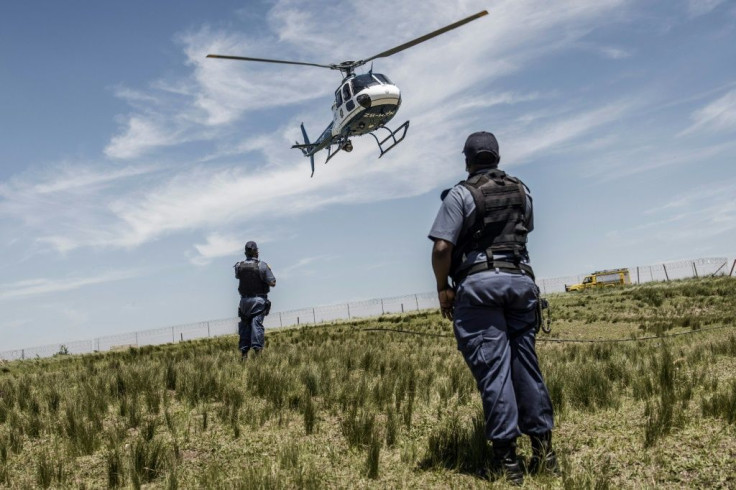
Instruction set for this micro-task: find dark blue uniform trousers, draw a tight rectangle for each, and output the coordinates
[454,271,554,441]
[238,296,267,353]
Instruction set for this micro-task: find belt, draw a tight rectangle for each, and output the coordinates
[456,260,535,283]
[242,294,268,299]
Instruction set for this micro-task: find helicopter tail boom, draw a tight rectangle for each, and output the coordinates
[292,122,337,177]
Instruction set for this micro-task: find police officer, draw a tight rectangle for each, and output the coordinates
[429,132,557,484]
[234,241,276,359]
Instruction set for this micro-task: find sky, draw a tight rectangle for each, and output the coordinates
[1,0,735,351]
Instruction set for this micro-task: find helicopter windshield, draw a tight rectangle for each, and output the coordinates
[373,73,393,85]
[352,74,380,92]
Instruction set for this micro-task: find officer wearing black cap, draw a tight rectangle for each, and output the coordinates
[429,132,556,484]
[234,241,276,359]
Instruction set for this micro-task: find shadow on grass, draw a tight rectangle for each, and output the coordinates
[416,411,490,478]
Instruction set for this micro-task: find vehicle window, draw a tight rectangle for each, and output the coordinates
[335,89,342,107]
[583,277,592,284]
[352,74,379,92]
[342,83,351,101]
[373,73,393,85]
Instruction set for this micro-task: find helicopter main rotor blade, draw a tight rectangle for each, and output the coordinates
[360,10,488,65]
[206,54,333,70]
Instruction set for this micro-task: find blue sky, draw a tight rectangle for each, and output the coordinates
[1,0,735,350]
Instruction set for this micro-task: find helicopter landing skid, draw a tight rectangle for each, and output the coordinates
[370,120,410,158]
[322,120,410,166]
[323,141,345,165]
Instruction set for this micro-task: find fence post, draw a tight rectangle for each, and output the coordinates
[401,303,404,313]
[636,266,640,284]
[381,299,384,315]
[415,294,419,311]
[180,333,183,342]
[662,263,670,282]
[730,259,736,277]
[21,349,24,360]
[692,261,698,278]
[279,312,283,327]
[313,308,316,324]
[207,322,211,337]
[297,317,300,325]
[172,326,175,343]
[649,266,653,281]
[347,304,351,320]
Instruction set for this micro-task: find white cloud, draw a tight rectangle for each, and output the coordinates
[606,180,736,248]
[31,165,156,194]
[575,41,633,60]
[105,116,187,159]
[102,0,627,161]
[279,255,333,279]
[4,0,634,255]
[680,89,736,136]
[599,46,632,59]
[0,163,156,199]
[503,101,634,164]
[687,0,727,17]
[189,232,259,265]
[581,139,736,183]
[193,233,242,260]
[0,270,142,301]
[0,163,160,244]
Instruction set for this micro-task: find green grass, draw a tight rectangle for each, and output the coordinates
[0,276,735,488]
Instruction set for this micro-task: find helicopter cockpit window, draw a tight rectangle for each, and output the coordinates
[342,83,352,101]
[335,89,343,107]
[352,74,379,92]
[373,73,393,85]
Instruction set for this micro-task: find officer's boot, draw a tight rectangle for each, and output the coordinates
[491,439,524,486]
[529,431,559,475]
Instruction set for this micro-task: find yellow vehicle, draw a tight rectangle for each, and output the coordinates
[565,268,631,292]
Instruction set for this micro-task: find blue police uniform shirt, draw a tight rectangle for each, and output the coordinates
[234,258,276,286]
[428,169,534,276]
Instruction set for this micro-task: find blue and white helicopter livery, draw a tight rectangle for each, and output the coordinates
[207,10,488,176]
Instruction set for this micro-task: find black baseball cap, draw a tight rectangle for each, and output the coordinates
[462,131,500,161]
[245,241,258,252]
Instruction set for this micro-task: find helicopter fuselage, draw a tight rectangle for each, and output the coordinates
[331,73,401,138]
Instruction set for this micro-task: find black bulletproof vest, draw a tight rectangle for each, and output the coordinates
[452,169,529,277]
[236,260,269,296]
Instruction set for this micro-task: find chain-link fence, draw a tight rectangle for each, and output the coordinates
[537,257,732,294]
[2,257,733,361]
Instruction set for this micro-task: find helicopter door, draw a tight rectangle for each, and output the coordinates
[342,83,355,112]
[335,88,343,109]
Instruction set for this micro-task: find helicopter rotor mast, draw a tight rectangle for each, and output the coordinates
[206,10,489,78]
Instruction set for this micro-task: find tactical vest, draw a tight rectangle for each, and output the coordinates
[451,169,530,279]
[236,260,269,296]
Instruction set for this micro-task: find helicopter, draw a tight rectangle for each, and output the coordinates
[207,10,488,176]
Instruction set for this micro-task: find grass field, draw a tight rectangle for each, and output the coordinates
[1,276,735,488]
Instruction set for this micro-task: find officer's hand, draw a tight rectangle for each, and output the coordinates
[438,288,455,321]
